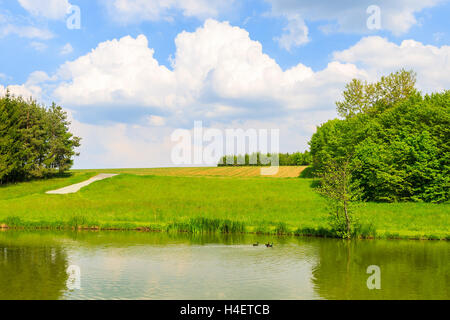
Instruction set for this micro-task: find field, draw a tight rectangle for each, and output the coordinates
[78,166,307,178]
[0,168,448,239]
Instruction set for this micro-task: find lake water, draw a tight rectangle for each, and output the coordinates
[0,231,448,300]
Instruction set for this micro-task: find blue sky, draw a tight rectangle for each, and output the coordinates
[0,0,449,168]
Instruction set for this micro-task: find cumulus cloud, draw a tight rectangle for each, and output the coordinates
[18,0,71,20]
[0,71,53,100]
[51,20,363,120]
[54,34,176,108]
[103,0,234,23]
[0,83,42,100]
[266,0,443,36]
[333,36,450,92]
[5,19,449,168]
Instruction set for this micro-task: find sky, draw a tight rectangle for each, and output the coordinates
[0,0,449,169]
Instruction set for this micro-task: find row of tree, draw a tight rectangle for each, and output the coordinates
[0,92,81,184]
[218,151,312,167]
[310,70,449,203]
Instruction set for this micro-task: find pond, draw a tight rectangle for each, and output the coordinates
[0,230,448,300]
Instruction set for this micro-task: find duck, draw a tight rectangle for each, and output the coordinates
[265,242,273,248]
[253,242,259,247]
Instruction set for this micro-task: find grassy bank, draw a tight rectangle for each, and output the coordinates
[0,170,448,239]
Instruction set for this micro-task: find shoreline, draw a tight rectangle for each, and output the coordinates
[1,223,447,241]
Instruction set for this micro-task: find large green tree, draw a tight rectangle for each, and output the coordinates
[0,92,81,184]
[310,71,449,203]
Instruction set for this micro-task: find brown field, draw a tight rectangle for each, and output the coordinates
[78,166,307,178]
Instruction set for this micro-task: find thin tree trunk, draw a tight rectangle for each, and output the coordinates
[343,162,351,237]
[344,200,350,237]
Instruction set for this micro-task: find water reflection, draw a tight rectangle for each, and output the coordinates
[0,232,69,300]
[0,231,448,300]
[61,232,319,300]
[311,239,449,300]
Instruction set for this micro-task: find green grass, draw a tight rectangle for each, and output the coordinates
[0,171,448,240]
[0,171,97,200]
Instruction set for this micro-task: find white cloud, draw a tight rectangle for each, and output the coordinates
[0,83,42,100]
[148,115,166,126]
[0,23,53,39]
[266,0,444,36]
[333,36,450,92]
[68,112,177,168]
[0,71,53,100]
[6,20,450,168]
[50,20,363,116]
[0,10,54,39]
[54,34,177,108]
[26,70,54,85]
[60,43,74,55]
[18,0,71,20]
[103,0,234,23]
[433,32,445,42]
[30,41,47,52]
[274,14,309,51]
[68,114,326,169]
[0,1,69,41]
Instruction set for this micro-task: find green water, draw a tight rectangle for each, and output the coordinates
[0,231,448,300]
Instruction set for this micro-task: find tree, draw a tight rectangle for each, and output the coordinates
[351,91,449,202]
[336,69,417,118]
[317,158,357,238]
[218,151,312,167]
[310,70,449,203]
[0,92,81,184]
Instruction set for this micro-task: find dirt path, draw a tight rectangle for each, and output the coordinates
[46,174,118,194]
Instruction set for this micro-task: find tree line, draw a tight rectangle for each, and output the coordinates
[0,92,81,184]
[218,151,312,167]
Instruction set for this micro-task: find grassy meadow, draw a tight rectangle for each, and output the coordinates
[0,168,448,240]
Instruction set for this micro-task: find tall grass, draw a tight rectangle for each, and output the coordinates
[167,218,246,234]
